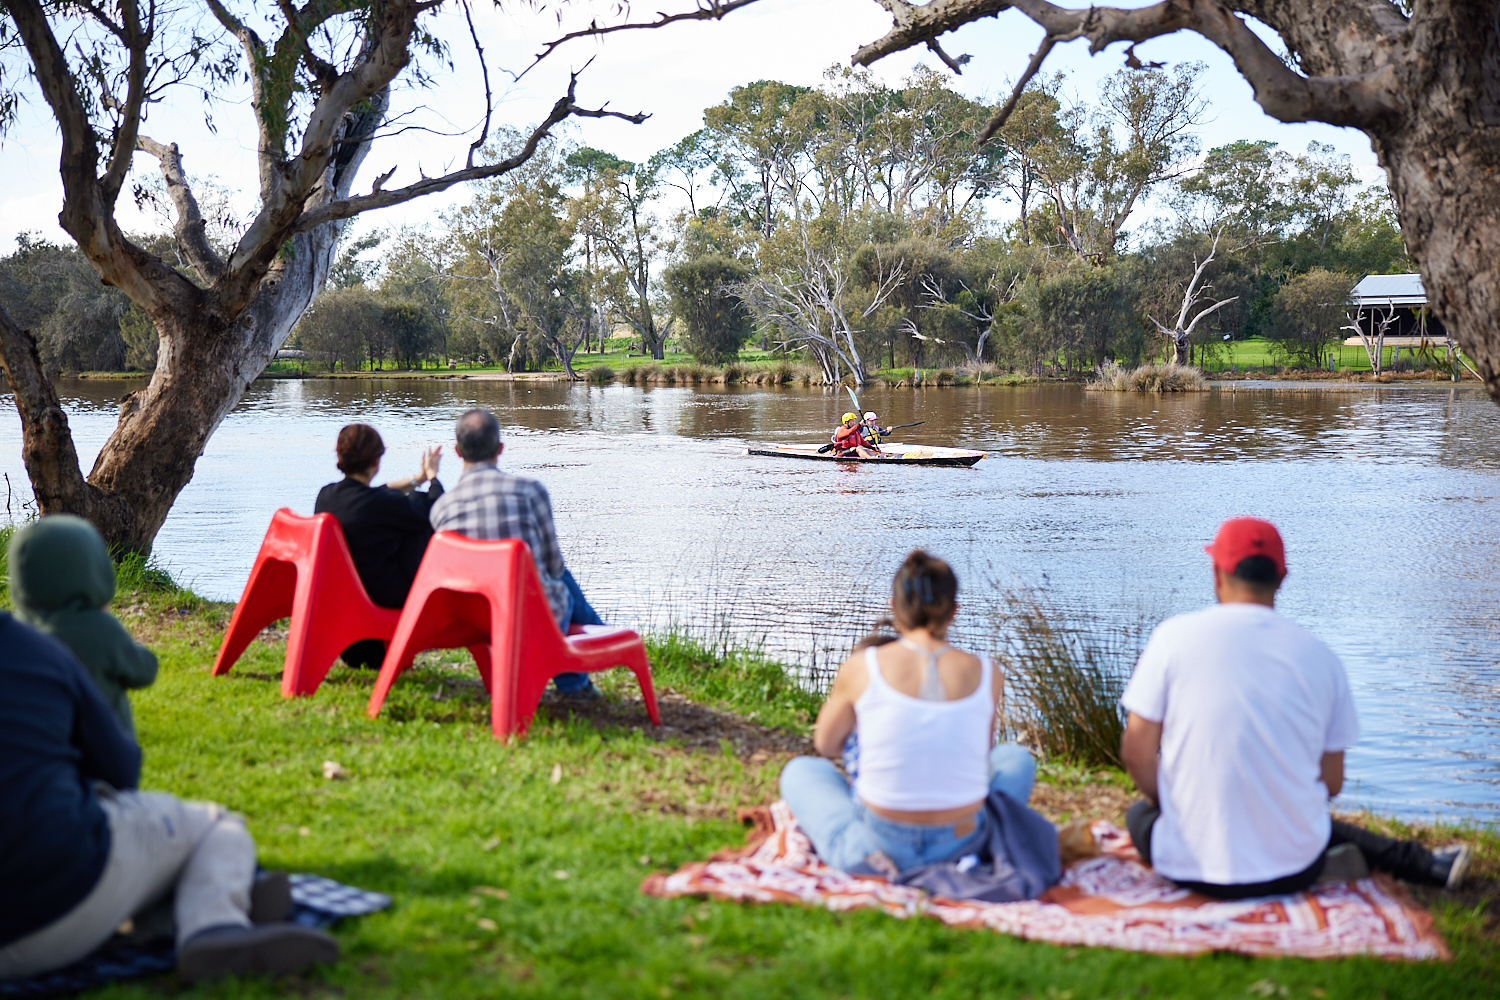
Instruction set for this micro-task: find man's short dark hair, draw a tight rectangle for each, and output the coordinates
[455,409,501,462]
[1232,555,1282,586]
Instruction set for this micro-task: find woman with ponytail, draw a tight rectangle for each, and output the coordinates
[780,551,1055,892]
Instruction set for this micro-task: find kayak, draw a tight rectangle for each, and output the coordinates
[746,443,986,467]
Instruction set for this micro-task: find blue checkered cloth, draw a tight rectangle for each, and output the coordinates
[0,876,389,998]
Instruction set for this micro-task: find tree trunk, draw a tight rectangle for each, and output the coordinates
[1374,136,1500,402]
[5,96,377,553]
[66,228,342,551]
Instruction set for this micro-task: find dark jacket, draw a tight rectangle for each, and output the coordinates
[8,515,158,738]
[0,611,142,947]
[314,477,443,609]
[894,789,1061,902]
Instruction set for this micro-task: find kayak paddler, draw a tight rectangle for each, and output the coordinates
[860,411,893,448]
[832,412,882,458]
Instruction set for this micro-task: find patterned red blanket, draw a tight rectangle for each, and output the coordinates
[641,802,1448,961]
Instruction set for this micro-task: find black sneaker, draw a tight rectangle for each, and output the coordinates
[1431,844,1472,889]
[177,923,338,983]
[250,871,292,924]
[557,681,602,702]
[1317,843,1370,882]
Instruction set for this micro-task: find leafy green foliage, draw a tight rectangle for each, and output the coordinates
[663,255,753,365]
[1269,268,1357,367]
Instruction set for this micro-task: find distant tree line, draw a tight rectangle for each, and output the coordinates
[1,65,1407,380]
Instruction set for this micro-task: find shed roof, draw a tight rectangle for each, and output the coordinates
[1352,273,1426,306]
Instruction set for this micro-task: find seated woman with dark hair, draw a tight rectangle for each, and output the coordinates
[315,423,443,668]
[779,551,1058,898]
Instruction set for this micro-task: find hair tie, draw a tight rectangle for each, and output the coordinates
[903,575,934,604]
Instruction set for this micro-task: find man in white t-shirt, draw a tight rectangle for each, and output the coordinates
[1119,517,1470,898]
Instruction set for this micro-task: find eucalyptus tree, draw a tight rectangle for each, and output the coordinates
[0,0,705,551]
[1021,64,1206,260]
[702,80,821,239]
[566,148,667,359]
[852,0,1500,402]
[820,65,1002,233]
[646,130,719,218]
[1172,140,1295,251]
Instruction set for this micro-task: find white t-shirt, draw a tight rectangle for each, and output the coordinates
[1120,602,1360,885]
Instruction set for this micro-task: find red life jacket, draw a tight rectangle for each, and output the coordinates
[833,423,864,454]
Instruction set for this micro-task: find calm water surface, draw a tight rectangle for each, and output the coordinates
[4,377,1499,824]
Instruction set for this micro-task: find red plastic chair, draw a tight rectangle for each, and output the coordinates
[211,509,406,697]
[365,534,660,740]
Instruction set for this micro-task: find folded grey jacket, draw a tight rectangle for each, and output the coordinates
[894,789,1061,902]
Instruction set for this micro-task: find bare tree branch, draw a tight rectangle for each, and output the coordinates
[979,35,1055,143]
[519,0,766,82]
[287,76,647,238]
[136,135,227,282]
[856,0,1402,132]
[462,0,493,169]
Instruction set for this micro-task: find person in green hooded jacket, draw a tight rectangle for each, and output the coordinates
[7,515,158,739]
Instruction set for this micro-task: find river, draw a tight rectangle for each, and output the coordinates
[4,377,1499,824]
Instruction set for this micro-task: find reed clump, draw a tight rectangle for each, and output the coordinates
[1088,362,1208,392]
[585,365,615,385]
[996,591,1137,769]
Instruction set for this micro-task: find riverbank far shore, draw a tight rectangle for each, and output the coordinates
[48,364,1481,388]
[1,555,1488,998]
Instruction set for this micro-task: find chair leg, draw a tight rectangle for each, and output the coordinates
[281,574,361,698]
[627,648,662,726]
[469,646,492,695]
[367,611,429,720]
[212,560,295,677]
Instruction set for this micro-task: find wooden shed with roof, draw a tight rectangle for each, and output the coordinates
[1342,273,1447,347]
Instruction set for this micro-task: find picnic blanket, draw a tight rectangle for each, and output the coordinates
[0,875,391,999]
[642,801,1449,961]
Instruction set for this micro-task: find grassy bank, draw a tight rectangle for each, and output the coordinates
[1,551,1498,997]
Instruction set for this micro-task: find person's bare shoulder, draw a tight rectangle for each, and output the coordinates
[830,650,871,701]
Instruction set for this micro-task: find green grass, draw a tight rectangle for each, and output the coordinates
[2,549,1498,997]
[102,615,1500,999]
[1203,336,1463,374]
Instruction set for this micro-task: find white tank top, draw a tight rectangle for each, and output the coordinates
[852,644,995,811]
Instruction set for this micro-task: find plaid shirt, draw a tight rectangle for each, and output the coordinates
[429,463,569,624]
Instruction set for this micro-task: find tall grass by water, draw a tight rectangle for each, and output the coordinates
[614,360,818,386]
[1088,361,1208,392]
[996,590,1141,770]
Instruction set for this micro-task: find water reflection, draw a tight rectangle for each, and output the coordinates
[3,377,1500,823]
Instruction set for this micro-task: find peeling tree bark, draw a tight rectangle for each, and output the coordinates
[855,0,1500,404]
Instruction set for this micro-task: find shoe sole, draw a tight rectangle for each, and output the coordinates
[178,925,338,983]
[1445,845,1472,890]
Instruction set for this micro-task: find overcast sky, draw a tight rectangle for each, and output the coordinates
[0,0,1388,255]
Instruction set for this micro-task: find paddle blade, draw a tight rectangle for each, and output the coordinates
[845,386,860,412]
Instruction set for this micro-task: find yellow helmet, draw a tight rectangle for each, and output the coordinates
[842,412,859,422]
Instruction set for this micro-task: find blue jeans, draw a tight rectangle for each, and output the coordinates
[779,743,1036,874]
[551,568,600,694]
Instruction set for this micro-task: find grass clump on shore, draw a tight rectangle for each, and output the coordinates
[1088,361,1209,392]
[644,631,820,731]
[997,591,1137,770]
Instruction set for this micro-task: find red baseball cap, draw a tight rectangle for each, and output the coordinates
[1204,517,1286,578]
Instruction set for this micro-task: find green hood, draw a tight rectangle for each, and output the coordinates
[8,514,116,617]
[7,515,156,739]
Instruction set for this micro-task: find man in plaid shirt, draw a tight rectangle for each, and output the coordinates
[430,409,601,698]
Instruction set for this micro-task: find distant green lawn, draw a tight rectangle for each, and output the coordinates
[29,593,1483,1000]
[1196,336,1460,374]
